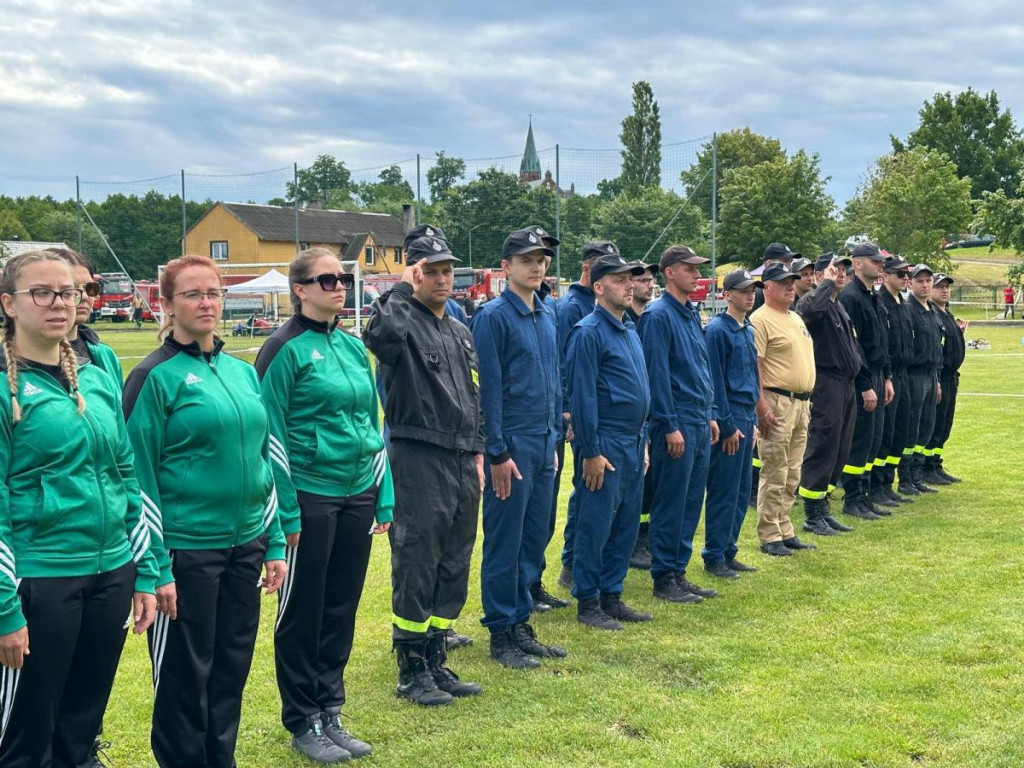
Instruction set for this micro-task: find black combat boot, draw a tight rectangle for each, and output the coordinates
[629,525,652,570]
[530,581,570,609]
[513,622,567,658]
[489,627,541,669]
[600,593,653,622]
[427,631,482,697]
[803,498,840,536]
[395,640,453,706]
[576,597,623,630]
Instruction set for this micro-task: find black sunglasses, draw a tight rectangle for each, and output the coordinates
[82,281,100,298]
[895,270,910,278]
[298,273,354,292]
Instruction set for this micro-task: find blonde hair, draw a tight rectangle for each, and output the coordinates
[158,254,222,340]
[0,251,85,423]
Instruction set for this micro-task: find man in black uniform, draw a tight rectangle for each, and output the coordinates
[796,254,860,536]
[924,272,965,485]
[792,257,815,306]
[363,236,485,707]
[838,242,895,520]
[873,255,917,503]
[904,263,944,494]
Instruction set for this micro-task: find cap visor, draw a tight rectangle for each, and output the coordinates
[415,253,462,265]
[727,279,760,290]
[505,244,557,259]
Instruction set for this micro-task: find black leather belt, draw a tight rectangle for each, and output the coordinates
[766,386,811,401]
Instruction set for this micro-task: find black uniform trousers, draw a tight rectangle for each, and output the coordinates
[149,536,266,768]
[876,368,911,486]
[799,372,856,498]
[843,370,886,503]
[0,561,134,768]
[390,438,480,641]
[927,370,959,466]
[907,370,939,472]
[276,487,377,734]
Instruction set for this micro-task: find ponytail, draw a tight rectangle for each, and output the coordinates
[2,322,21,424]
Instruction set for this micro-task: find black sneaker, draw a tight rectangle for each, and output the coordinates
[822,515,854,533]
[782,536,816,550]
[89,740,112,768]
[557,564,574,591]
[652,574,702,603]
[704,561,740,579]
[675,573,717,598]
[512,622,568,658]
[600,593,653,622]
[726,558,758,572]
[759,541,794,557]
[531,581,570,609]
[490,628,541,668]
[576,598,623,630]
[321,713,372,759]
[292,715,352,763]
[444,628,473,651]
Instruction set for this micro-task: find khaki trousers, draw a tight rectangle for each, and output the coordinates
[757,391,810,543]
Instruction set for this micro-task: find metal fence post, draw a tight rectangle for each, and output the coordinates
[181,170,187,257]
[710,133,718,312]
[294,163,300,255]
[555,144,561,284]
[75,176,82,253]
[416,153,422,226]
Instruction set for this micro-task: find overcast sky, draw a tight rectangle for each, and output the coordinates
[2,0,1022,207]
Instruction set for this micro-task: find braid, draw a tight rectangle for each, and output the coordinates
[2,322,21,424]
[58,338,86,414]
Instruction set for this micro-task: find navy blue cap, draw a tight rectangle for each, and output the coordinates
[852,242,885,261]
[659,245,708,271]
[501,229,556,260]
[762,242,798,262]
[406,236,461,265]
[883,255,911,272]
[590,254,645,283]
[404,224,449,250]
[582,240,620,262]
[526,224,560,247]
[723,269,761,291]
[933,272,954,285]
[762,263,799,282]
[814,252,852,271]
[910,263,934,278]
[792,257,814,273]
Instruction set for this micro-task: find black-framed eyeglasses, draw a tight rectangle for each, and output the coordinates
[298,273,354,292]
[173,289,228,302]
[10,288,84,307]
[81,281,100,298]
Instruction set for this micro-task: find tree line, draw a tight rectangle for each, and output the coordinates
[3,84,1024,281]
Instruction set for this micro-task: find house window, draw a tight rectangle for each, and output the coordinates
[394,246,403,265]
[211,241,228,261]
[300,242,310,250]
[365,245,375,265]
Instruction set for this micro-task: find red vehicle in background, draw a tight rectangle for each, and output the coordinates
[692,277,715,304]
[94,272,134,322]
[133,281,162,321]
[453,268,560,305]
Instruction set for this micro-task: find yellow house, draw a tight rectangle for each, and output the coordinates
[183,202,408,274]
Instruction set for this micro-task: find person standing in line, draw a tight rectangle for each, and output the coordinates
[795,254,861,537]
[791,257,815,307]
[637,245,719,603]
[473,229,566,669]
[256,248,395,762]
[924,273,966,484]
[123,255,287,768]
[625,260,659,571]
[554,242,607,591]
[363,237,484,708]
[874,255,918,504]
[904,264,944,494]
[749,264,818,557]
[0,250,157,768]
[702,269,761,577]
[565,253,652,630]
[838,242,894,520]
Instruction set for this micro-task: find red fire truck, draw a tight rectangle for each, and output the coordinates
[94,273,134,322]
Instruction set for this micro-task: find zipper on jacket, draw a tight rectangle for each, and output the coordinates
[81,406,109,573]
[207,356,247,544]
[326,330,367,496]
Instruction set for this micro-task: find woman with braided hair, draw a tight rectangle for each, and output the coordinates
[0,250,159,767]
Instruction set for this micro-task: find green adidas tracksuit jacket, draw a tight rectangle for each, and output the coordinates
[0,358,159,635]
[73,324,124,390]
[254,313,394,534]
[123,335,285,586]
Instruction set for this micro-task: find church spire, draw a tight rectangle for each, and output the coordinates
[519,116,541,182]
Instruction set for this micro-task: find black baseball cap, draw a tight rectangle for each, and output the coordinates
[852,242,885,261]
[501,229,556,260]
[723,268,761,291]
[406,236,462,265]
[762,242,798,262]
[590,254,646,283]
[762,263,800,282]
[659,245,709,271]
[404,224,449,250]
[933,273,954,286]
[792,257,814,273]
[883,255,911,272]
[526,224,560,247]
[630,260,660,275]
[814,252,853,271]
[582,240,620,262]
[910,263,934,278]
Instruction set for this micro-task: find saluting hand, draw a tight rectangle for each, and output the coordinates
[582,455,615,491]
[491,458,523,500]
[401,263,424,289]
[263,559,288,594]
[0,626,29,669]
[134,592,157,634]
[666,430,685,459]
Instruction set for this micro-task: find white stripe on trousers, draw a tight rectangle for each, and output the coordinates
[0,666,21,748]
[150,551,175,693]
[274,545,298,632]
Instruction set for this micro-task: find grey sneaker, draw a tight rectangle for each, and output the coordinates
[322,713,372,758]
[292,715,351,763]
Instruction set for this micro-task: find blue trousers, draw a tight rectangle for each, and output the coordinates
[560,442,583,569]
[702,415,755,565]
[571,435,644,601]
[480,432,557,630]
[648,421,711,579]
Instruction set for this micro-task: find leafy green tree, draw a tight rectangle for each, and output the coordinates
[892,88,1024,198]
[974,183,1024,284]
[288,155,353,207]
[356,165,414,210]
[848,148,971,271]
[681,128,786,218]
[594,187,706,264]
[38,210,109,266]
[0,210,30,241]
[620,81,661,193]
[426,151,466,201]
[718,151,834,266]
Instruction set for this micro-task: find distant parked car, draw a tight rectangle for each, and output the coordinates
[943,234,996,250]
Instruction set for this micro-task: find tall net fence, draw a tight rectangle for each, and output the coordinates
[74,134,715,294]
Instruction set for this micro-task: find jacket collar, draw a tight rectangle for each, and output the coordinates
[295,311,340,334]
[568,282,595,301]
[502,286,549,316]
[662,289,697,317]
[717,311,752,332]
[76,324,101,345]
[164,333,226,358]
[593,304,627,331]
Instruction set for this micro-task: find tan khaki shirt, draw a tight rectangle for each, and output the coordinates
[751,304,816,393]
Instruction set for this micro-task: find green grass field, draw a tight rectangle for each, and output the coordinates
[93,325,1024,767]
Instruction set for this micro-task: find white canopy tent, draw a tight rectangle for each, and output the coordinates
[225,268,290,320]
